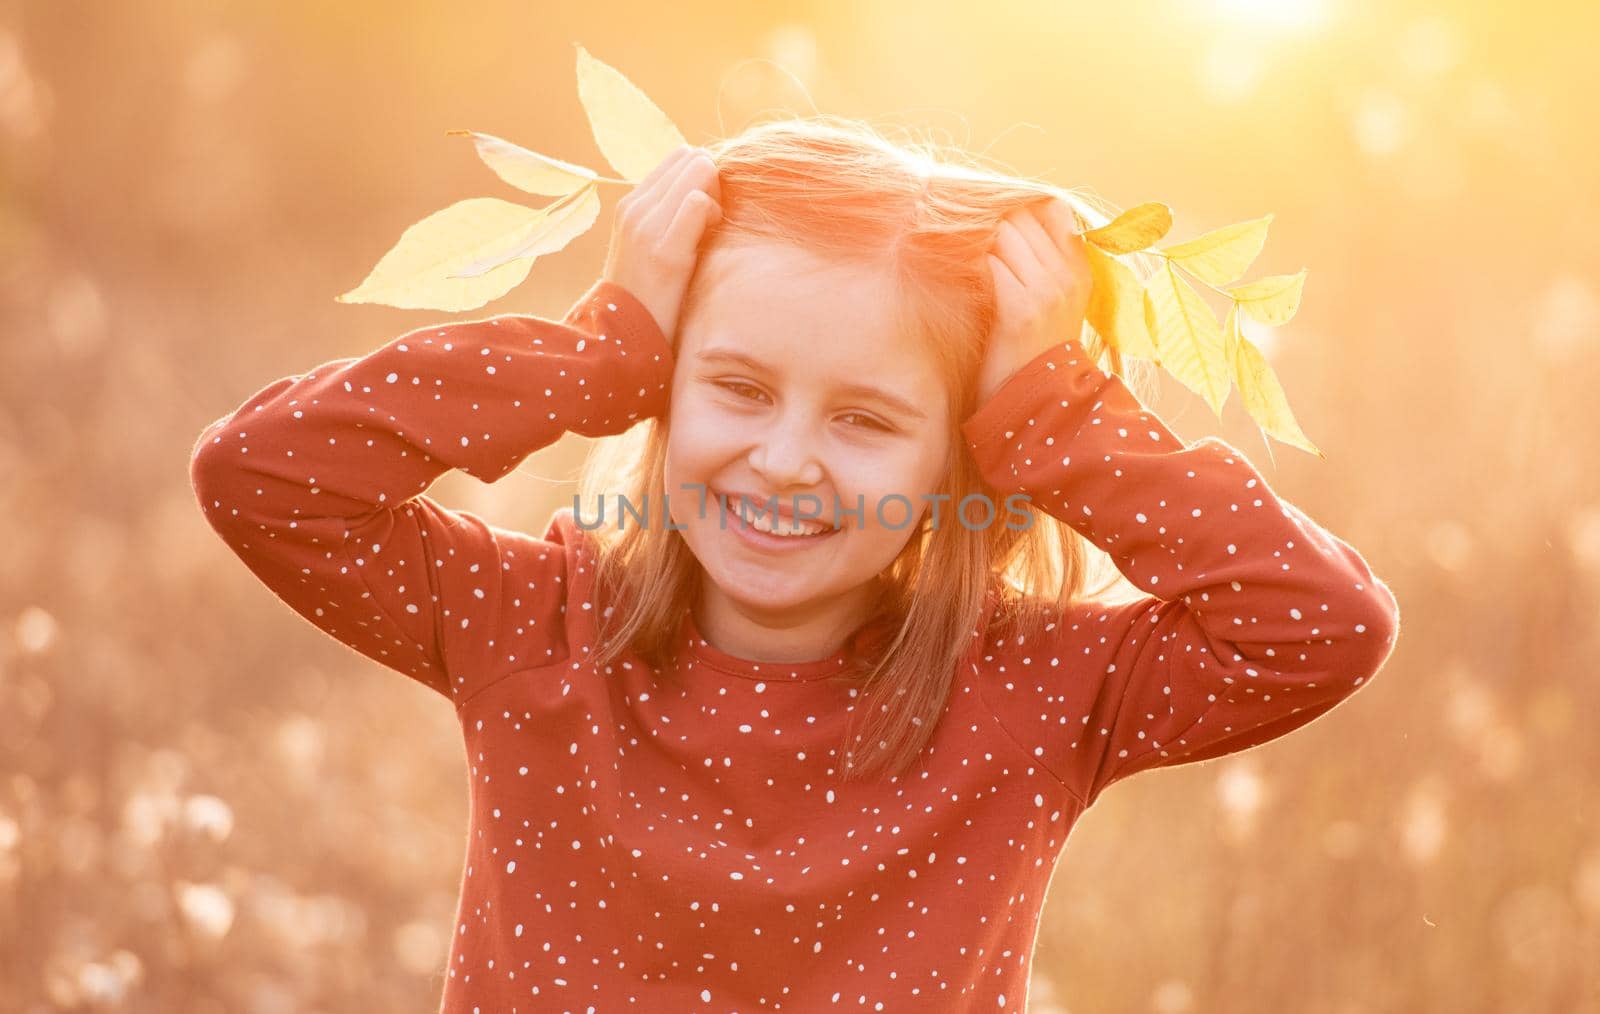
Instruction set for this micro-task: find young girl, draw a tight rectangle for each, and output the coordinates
[190,118,1400,1012]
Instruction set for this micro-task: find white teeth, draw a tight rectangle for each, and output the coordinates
[750,513,828,536]
[722,495,832,536]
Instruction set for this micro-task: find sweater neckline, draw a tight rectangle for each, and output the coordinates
[677,607,889,683]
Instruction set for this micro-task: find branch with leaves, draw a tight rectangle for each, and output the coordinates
[1085,204,1318,456]
[339,43,1319,457]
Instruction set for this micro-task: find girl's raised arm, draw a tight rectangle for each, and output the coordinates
[963,338,1401,809]
[187,280,673,706]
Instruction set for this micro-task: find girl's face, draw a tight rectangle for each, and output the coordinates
[664,240,953,627]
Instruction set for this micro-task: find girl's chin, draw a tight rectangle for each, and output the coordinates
[709,558,820,599]
[703,543,843,598]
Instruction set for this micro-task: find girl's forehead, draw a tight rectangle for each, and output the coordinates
[677,240,955,417]
[687,242,921,358]
[672,247,956,439]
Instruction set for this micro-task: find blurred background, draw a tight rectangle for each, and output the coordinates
[2,0,1597,1011]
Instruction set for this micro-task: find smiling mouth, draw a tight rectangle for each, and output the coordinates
[710,489,840,535]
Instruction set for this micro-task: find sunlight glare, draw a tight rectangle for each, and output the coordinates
[1211,0,1331,31]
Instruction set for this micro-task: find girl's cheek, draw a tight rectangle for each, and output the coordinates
[663,430,738,512]
[671,396,739,443]
[665,406,729,462]
[830,480,914,535]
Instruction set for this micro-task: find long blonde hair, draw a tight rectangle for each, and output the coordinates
[575,113,1158,781]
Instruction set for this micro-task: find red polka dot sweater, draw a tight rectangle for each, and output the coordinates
[189,279,1401,1012]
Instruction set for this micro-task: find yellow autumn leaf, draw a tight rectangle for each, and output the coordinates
[1144,262,1230,416]
[1226,269,1307,327]
[574,44,688,182]
[1223,303,1241,377]
[1160,214,1273,287]
[1229,306,1323,457]
[1084,202,1173,255]
[1085,246,1158,360]
[446,129,598,196]
[451,184,600,279]
[339,197,573,311]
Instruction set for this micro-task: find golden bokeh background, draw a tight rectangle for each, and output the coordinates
[3,1,1597,1011]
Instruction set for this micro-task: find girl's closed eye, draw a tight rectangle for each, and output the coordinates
[710,380,894,433]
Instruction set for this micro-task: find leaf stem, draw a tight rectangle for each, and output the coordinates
[1153,250,1229,299]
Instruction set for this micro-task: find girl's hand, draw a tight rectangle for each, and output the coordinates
[602,144,723,351]
[976,196,1093,406]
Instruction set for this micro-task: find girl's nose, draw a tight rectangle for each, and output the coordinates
[749,430,824,489]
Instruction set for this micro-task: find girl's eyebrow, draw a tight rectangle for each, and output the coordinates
[696,346,928,420]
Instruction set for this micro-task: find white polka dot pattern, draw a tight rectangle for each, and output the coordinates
[188,294,1400,1012]
[960,339,1401,809]
[189,278,672,703]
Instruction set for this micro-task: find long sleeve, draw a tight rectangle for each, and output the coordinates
[961,338,1400,809]
[188,279,673,706]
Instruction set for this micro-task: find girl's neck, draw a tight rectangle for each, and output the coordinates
[692,576,889,665]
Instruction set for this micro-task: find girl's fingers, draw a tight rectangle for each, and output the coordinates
[1043,196,1081,243]
[664,189,722,257]
[1043,197,1081,238]
[1043,198,1089,270]
[633,145,696,202]
[988,252,1026,311]
[1011,204,1070,279]
[648,145,695,182]
[643,150,719,237]
[999,200,1079,285]
[994,219,1048,290]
